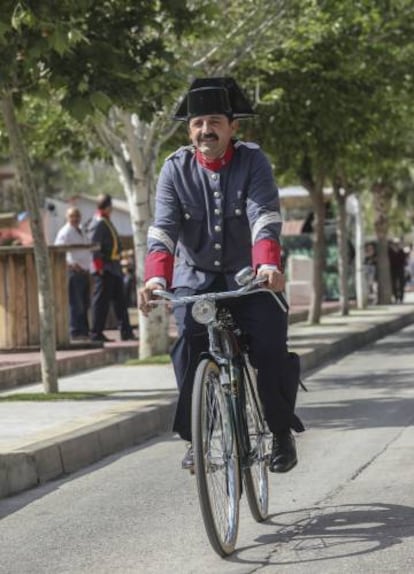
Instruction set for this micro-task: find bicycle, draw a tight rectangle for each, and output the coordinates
[152,267,288,556]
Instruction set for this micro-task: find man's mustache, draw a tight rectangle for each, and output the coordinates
[198,133,218,143]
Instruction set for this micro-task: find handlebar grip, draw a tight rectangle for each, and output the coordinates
[252,276,267,286]
[153,289,175,301]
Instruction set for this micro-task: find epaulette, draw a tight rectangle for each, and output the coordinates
[234,140,260,150]
[165,145,195,161]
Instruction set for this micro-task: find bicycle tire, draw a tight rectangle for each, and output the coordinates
[192,358,241,556]
[242,359,269,522]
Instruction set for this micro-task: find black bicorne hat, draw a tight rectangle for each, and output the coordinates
[173,77,255,121]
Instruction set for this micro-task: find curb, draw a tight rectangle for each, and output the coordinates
[0,398,177,499]
[0,345,138,391]
[298,309,414,374]
[288,301,353,325]
[2,307,414,499]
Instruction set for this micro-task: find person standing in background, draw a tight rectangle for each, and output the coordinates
[54,207,92,342]
[89,194,136,342]
[121,249,137,308]
[388,238,407,303]
[364,242,377,304]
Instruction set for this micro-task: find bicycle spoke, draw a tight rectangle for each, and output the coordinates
[203,379,236,540]
[192,359,240,556]
[242,360,269,522]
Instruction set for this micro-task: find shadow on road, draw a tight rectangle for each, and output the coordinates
[309,367,414,391]
[298,396,414,430]
[232,503,414,567]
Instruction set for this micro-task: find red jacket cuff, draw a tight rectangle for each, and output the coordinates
[252,238,281,269]
[145,252,174,286]
[93,258,104,272]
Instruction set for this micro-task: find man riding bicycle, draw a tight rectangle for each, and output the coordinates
[139,77,303,473]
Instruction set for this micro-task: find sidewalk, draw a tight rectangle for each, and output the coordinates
[1,297,414,499]
[0,301,341,392]
[0,338,139,391]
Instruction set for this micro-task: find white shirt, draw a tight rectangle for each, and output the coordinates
[54,223,92,271]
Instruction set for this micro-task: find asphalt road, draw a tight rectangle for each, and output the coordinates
[1,324,414,574]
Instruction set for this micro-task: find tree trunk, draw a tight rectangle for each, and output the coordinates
[299,160,326,325]
[99,113,170,358]
[307,185,326,324]
[299,155,326,324]
[372,181,392,304]
[1,90,58,392]
[333,183,349,315]
[116,158,169,358]
[349,194,368,309]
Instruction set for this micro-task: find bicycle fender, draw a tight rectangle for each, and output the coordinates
[198,351,216,362]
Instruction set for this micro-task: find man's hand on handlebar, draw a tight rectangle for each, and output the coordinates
[256,268,286,292]
[138,266,285,316]
[138,282,163,316]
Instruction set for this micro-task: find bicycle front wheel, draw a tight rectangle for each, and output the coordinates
[243,360,269,522]
[192,358,240,557]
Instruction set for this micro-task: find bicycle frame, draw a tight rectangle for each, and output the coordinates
[153,280,283,468]
[210,320,265,474]
[152,272,287,554]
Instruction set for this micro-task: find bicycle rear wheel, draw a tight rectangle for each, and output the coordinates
[242,360,269,522]
[192,358,240,556]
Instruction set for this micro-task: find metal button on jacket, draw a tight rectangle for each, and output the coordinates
[214,260,221,266]
[214,225,222,233]
[213,191,221,198]
[184,213,191,220]
[235,208,242,216]
[214,243,221,250]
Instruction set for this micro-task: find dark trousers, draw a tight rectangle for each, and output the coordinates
[91,271,132,337]
[68,270,90,337]
[171,282,295,442]
[391,271,405,302]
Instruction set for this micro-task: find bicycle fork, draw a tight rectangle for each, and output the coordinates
[219,362,253,489]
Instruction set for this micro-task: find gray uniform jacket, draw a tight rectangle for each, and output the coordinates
[145,140,283,290]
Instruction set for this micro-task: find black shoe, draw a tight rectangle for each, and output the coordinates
[269,430,297,473]
[70,334,90,342]
[121,332,138,341]
[90,333,114,343]
[181,444,194,471]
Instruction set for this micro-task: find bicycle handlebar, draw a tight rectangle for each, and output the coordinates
[151,277,288,313]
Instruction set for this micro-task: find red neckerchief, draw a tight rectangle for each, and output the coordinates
[195,143,234,172]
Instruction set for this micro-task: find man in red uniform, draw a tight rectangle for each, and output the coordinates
[89,194,136,342]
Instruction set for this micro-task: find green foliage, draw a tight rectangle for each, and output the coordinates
[0,1,218,200]
[1,0,413,235]
[243,0,414,189]
[0,90,109,199]
[17,93,94,160]
[0,1,210,119]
